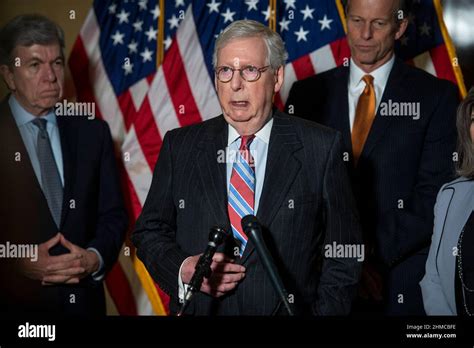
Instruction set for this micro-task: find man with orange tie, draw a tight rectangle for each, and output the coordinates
[286,0,459,315]
[133,20,362,316]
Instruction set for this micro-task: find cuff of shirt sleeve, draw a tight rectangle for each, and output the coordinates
[178,256,192,301]
[87,247,105,281]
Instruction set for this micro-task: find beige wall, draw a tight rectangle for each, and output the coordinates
[0,0,93,99]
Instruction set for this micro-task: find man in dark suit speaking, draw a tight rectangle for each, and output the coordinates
[286,0,459,315]
[132,20,362,315]
[0,14,128,316]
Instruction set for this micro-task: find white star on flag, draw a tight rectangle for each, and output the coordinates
[207,0,221,14]
[145,26,157,41]
[168,15,180,29]
[318,15,333,30]
[262,6,271,21]
[294,26,309,42]
[138,0,147,11]
[128,40,138,54]
[133,20,143,32]
[111,30,124,45]
[140,48,153,63]
[279,17,291,32]
[284,0,296,10]
[116,9,130,24]
[122,61,133,75]
[108,3,117,14]
[301,5,315,21]
[221,8,236,23]
[419,22,431,36]
[245,0,259,12]
[164,36,172,50]
[150,5,160,20]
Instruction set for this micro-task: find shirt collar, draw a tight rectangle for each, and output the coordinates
[349,55,395,91]
[9,95,57,127]
[227,114,274,146]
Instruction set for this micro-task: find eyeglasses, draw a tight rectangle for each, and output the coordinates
[215,65,271,83]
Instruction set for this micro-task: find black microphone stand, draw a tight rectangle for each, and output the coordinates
[242,215,295,316]
[177,226,229,316]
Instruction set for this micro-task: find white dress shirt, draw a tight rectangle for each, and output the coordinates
[348,55,395,132]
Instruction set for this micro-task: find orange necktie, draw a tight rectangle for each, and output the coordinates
[352,74,375,166]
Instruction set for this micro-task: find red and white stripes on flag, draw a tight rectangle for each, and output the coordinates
[70,4,223,315]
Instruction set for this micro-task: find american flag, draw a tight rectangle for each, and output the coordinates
[69,0,466,315]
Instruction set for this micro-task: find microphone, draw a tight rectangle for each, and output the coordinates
[177,226,230,316]
[241,215,294,316]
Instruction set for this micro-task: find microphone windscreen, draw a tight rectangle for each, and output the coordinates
[241,214,258,232]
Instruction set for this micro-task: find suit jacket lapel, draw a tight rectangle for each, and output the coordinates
[195,116,231,232]
[325,67,352,157]
[360,58,407,160]
[0,98,58,240]
[240,110,303,264]
[0,99,39,187]
[57,117,78,230]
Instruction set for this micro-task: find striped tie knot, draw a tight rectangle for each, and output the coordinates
[239,135,255,149]
[239,135,255,168]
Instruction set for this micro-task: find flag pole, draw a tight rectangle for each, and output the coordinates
[269,0,277,31]
[335,0,347,33]
[433,0,467,97]
[157,0,165,67]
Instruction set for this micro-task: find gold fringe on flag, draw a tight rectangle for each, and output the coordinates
[134,257,167,315]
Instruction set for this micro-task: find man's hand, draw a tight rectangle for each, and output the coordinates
[181,252,246,298]
[19,233,83,284]
[19,233,100,286]
[42,234,100,285]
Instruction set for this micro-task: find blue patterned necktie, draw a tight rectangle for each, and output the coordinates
[32,118,63,228]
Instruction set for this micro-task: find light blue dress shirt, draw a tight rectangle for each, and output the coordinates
[9,95,64,187]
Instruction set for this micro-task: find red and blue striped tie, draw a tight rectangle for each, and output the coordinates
[228,135,255,257]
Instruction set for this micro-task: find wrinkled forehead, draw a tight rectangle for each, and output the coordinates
[217,37,268,67]
[347,0,398,20]
[13,43,63,60]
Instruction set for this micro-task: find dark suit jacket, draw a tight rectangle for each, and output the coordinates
[285,58,459,315]
[0,97,128,317]
[132,109,362,315]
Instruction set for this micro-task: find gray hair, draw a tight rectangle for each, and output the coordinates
[456,87,474,179]
[212,20,288,71]
[0,14,65,66]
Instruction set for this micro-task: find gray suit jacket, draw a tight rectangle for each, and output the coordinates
[132,109,362,315]
[420,177,474,315]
